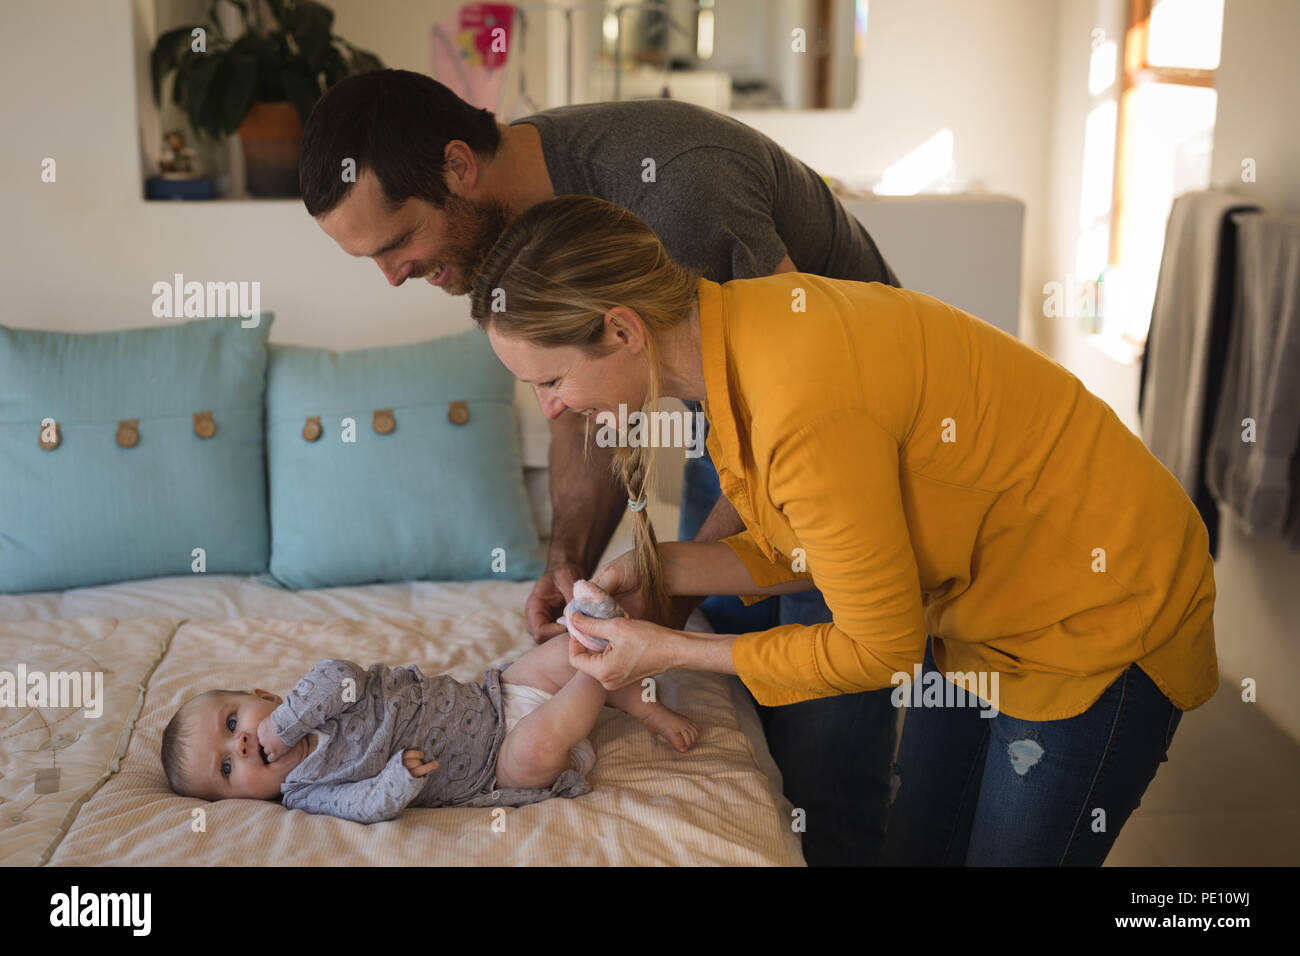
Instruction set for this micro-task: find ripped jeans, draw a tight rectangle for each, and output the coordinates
[883,636,1183,866]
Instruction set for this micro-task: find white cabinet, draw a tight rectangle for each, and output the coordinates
[840,194,1026,339]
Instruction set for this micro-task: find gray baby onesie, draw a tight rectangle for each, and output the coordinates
[273,659,590,824]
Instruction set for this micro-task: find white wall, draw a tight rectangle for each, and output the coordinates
[1042,0,1300,742]
[734,0,1059,346]
[1040,0,1133,418]
[1201,0,1300,742]
[1209,0,1300,212]
[0,0,1058,351]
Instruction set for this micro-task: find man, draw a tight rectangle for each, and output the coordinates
[300,69,901,866]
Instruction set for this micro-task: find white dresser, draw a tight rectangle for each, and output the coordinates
[839,193,1026,340]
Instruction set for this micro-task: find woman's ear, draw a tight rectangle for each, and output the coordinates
[604,306,647,353]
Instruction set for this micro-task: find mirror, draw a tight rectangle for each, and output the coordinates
[575,0,864,110]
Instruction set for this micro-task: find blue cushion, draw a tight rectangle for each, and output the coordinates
[0,315,274,593]
[265,331,543,589]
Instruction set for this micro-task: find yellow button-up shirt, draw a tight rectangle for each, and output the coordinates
[698,274,1218,720]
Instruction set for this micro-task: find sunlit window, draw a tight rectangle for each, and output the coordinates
[1147,0,1224,69]
[1094,0,1223,359]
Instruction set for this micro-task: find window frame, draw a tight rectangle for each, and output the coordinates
[1108,0,1218,271]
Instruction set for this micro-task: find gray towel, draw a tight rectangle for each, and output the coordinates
[1205,210,1300,543]
[1141,190,1259,492]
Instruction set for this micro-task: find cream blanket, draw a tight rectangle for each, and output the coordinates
[2,611,801,866]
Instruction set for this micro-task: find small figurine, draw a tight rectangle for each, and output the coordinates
[159,129,201,179]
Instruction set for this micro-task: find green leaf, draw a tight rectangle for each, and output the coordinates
[281,68,322,124]
[234,32,282,100]
[297,0,335,34]
[263,0,288,26]
[197,61,226,139]
[150,24,201,104]
[184,52,228,140]
[230,31,272,59]
[172,53,194,108]
[320,43,348,86]
[292,1,333,64]
[184,52,222,134]
[347,46,383,75]
[178,60,210,138]
[221,53,258,133]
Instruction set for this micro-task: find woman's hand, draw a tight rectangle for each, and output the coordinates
[592,549,698,629]
[590,550,647,619]
[566,611,682,691]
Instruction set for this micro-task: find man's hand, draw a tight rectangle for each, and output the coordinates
[525,562,585,642]
[402,750,440,778]
[257,716,291,763]
[531,411,625,640]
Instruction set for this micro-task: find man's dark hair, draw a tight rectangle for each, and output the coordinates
[300,69,503,218]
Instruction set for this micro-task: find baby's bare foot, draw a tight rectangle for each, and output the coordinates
[639,705,699,753]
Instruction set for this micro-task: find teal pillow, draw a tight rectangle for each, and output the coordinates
[265,331,543,588]
[0,315,274,593]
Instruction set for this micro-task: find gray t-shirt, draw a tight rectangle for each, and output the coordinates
[274,659,588,824]
[512,99,900,286]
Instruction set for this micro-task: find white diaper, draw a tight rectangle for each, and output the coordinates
[498,681,597,777]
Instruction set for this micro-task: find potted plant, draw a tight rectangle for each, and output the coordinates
[150,0,383,197]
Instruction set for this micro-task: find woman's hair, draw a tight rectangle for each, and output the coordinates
[469,195,702,622]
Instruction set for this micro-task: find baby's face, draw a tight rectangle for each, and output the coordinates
[183,690,309,801]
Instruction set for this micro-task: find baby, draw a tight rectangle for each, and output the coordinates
[160,581,698,824]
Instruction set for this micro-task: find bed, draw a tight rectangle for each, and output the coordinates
[0,383,804,867]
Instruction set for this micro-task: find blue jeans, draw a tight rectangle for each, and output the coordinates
[883,636,1183,865]
[679,420,897,866]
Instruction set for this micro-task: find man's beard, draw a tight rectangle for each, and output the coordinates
[434,195,514,295]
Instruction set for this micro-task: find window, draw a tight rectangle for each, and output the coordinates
[1100,0,1224,358]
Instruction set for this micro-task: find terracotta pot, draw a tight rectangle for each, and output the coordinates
[238,101,303,197]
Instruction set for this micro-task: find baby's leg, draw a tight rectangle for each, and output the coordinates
[606,682,700,754]
[502,635,699,758]
[496,668,605,789]
[499,633,572,694]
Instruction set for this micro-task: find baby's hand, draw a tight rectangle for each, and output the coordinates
[402,750,440,778]
[257,715,291,763]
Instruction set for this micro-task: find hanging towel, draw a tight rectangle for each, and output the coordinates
[1205,210,1300,545]
[1138,190,1258,558]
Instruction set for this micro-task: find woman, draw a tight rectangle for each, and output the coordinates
[469,195,1217,866]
